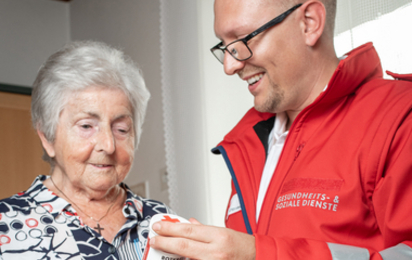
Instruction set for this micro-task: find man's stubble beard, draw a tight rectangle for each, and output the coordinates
[239,65,285,114]
[254,78,284,113]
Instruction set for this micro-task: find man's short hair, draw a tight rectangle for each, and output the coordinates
[277,0,337,37]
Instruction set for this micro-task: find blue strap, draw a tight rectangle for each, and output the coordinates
[212,146,253,235]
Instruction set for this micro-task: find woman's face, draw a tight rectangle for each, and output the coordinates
[43,87,135,193]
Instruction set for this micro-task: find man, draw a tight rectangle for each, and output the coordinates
[150,0,412,259]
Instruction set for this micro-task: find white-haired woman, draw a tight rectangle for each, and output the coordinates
[0,41,172,259]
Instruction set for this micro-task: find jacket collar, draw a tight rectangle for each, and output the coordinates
[321,42,382,105]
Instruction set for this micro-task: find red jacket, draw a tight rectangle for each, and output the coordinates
[213,43,412,259]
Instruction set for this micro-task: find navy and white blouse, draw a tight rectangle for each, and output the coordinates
[0,175,172,259]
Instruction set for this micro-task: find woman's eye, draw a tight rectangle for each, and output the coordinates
[81,124,92,129]
[117,128,130,134]
[113,120,132,135]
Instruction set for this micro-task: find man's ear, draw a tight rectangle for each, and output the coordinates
[301,1,326,46]
[37,129,56,158]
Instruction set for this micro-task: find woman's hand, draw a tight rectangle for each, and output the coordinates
[149,218,256,260]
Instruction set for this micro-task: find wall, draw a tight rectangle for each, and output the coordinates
[159,0,253,226]
[198,0,254,226]
[335,0,412,35]
[334,1,412,75]
[70,0,169,205]
[0,0,70,87]
[159,0,209,223]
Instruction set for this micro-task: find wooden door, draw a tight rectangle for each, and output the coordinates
[0,91,50,199]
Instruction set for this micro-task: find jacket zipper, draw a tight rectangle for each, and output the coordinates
[295,143,306,161]
[213,145,253,235]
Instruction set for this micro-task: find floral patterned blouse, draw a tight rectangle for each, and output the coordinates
[0,175,172,259]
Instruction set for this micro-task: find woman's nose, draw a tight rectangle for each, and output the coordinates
[95,127,115,154]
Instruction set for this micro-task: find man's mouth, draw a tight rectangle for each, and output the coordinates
[247,73,264,85]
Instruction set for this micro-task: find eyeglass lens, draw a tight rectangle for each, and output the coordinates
[213,40,252,63]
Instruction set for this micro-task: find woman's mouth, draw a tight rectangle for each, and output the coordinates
[92,164,113,168]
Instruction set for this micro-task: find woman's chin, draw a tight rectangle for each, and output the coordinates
[83,178,120,193]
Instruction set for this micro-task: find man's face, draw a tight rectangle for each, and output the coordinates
[214,0,312,114]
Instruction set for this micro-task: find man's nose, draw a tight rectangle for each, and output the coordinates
[223,52,246,75]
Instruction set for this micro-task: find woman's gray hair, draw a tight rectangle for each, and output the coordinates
[31,41,150,165]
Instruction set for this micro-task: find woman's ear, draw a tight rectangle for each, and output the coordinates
[301,1,326,46]
[37,130,56,158]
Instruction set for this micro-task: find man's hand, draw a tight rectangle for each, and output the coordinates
[149,218,256,260]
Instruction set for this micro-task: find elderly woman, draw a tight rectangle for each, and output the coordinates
[0,41,172,259]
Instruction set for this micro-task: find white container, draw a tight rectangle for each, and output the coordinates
[143,214,190,260]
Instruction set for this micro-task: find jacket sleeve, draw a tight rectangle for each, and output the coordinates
[252,112,412,260]
[371,110,412,259]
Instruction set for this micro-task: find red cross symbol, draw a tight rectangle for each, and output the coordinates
[161,215,180,223]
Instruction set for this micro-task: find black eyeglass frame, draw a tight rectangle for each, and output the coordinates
[210,3,303,64]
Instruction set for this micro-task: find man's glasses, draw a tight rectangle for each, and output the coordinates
[210,3,302,64]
